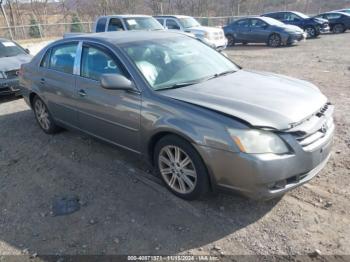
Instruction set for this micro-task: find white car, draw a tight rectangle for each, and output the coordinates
[154,15,227,50]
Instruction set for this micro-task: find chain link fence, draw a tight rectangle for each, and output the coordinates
[0,16,253,41]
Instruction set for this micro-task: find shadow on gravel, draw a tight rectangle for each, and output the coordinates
[0,94,21,104]
[226,43,298,51]
[0,110,279,256]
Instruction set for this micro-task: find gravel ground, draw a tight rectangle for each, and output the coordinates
[0,33,349,258]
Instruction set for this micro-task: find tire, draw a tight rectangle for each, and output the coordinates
[332,24,345,34]
[268,33,281,47]
[226,34,235,46]
[33,96,62,134]
[305,26,317,38]
[154,135,210,200]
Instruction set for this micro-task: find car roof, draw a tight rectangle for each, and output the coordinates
[98,14,152,19]
[154,15,191,19]
[321,11,350,16]
[53,31,188,46]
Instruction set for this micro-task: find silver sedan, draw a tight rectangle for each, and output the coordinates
[19,31,334,200]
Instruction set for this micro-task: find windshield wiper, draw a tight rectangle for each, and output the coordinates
[208,70,236,80]
[156,81,202,91]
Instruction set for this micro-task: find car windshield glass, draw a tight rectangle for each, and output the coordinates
[294,12,309,19]
[124,17,164,31]
[262,17,285,26]
[178,17,201,28]
[0,40,26,58]
[122,36,239,90]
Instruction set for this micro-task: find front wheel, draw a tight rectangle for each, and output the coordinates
[332,24,345,34]
[33,96,62,134]
[268,34,281,47]
[305,26,317,38]
[154,135,209,200]
[226,34,235,46]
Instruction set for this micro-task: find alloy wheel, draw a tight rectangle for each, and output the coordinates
[269,34,281,47]
[333,24,344,34]
[306,27,316,38]
[158,145,197,194]
[34,99,51,131]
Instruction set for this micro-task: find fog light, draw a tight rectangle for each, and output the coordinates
[270,180,287,190]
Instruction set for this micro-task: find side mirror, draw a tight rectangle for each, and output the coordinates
[100,74,136,91]
[25,48,30,54]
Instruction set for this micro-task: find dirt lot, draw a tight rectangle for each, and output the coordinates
[0,33,349,258]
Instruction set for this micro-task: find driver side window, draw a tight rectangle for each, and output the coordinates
[284,13,300,22]
[250,19,267,28]
[80,46,124,81]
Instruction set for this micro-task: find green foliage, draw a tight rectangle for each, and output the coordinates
[70,13,83,32]
[29,16,41,38]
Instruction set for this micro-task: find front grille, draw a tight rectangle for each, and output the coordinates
[5,69,19,79]
[294,103,334,150]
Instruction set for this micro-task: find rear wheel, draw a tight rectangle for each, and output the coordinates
[33,96,62,134]
[268,34,281,47]
[305,26,317,38]
[226,34,235,46]
[332,23,345,34]
[154,135,209,200]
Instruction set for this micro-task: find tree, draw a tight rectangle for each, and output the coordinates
[70,13,83,32]
[29,15,40,38]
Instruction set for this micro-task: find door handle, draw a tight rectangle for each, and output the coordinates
[78,89,87,97]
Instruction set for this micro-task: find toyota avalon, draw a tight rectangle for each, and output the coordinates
[19,31,334,200]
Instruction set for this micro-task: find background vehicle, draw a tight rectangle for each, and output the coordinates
[0,38,32,96]
[223,17,306,47]
[314,12,350,33]
[20,31,333,201]
[262,11,330,38]
[333,9,350,14]
[94,15,164,32]
[154,15,227,50]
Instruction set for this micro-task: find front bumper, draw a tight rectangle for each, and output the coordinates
[203,37,228,51]
[319,25,330,33]
[0,78,20,96]
[285,32,307,44]
[195,119,334,200]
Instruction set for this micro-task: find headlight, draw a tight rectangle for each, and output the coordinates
[203,32,212,40]
[228,128,289,154]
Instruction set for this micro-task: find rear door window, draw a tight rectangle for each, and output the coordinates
[96,18,107,32]
[49,43,78,74]
[166,19,181,30]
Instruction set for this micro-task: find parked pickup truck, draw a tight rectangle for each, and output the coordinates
[94,15,164,32]
[154,15,227,50]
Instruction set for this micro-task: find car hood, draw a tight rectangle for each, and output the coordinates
[275,24,304,33]
[310,17,329,24]
[160,70,327,130]
[187,25,223,34]
[0,54,32,72]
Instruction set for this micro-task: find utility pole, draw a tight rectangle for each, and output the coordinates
[0,0,13,40]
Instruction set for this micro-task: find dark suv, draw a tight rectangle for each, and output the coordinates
[262,11,330,38]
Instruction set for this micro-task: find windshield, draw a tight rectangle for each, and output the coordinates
[124,17,164,31]
[262,17,285,26]
[294,12,309,19]
[178,17,201,28]
[0,40,26,58]
[122,36,239,90]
